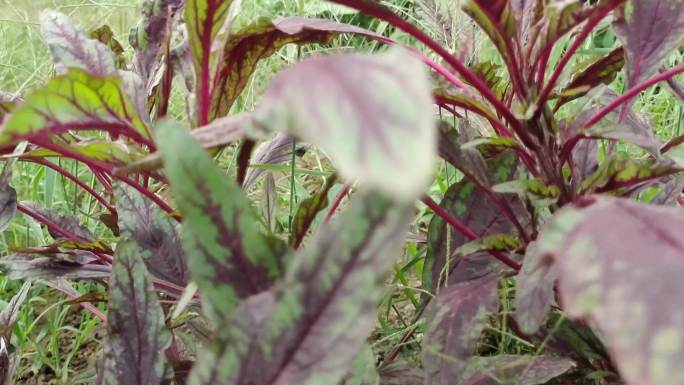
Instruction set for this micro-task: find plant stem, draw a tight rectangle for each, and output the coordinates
[420,195,521,271]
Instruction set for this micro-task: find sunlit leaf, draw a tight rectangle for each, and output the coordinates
[40,10,117,76]
[104,239,171,385]
[0,68,149,146]
[422,274,500,385]
[536,196,684,385]
[115,183,188,286]
[89,25,126,70]
[189,193,414,385]
[22,140,144,166]
[157,120,289,321]
[614,0,684,87]
[211,16,386,119]
[253,49,436,201]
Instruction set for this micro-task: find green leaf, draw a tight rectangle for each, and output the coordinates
[157,120,289,321]
[454,233,521,258]
[535,196,684,385]
[555,47,625,110]
[189,193,414,385]
[253,48,436,201]
[290,174,337,248]
[462,0,517,71]
[493,179,560,206]
[21,140,144,166]
[340,344,380,385]
[185,0,238,123]
[104,239,171,385]
[211,17,386,119]
[0,68,149,146]
[580,156,680,194]
[89,25,127,70]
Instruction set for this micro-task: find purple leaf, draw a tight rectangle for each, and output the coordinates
[423,151,519,294]
[378,361,424,385]
[104,239,171,385]
[571,139,599,187]
[0,254,111,280]
[0,167,16,233]
[21,202,95,242]
[0,282,29,385]
[211,16,387,119]
[422,274,500,385]
[115,183,188,286]
[437,120,490,186]
[40,11,117,76]
[260,172,278,232]
[188,193,414,385]
[242,133,294,191]
[650,175,684,205]
[537,196,684,385]
[254,48,436,201]
[129,0,184,86]
[613,0,684,87]
[461,355,574,385]
[515,241,557,334]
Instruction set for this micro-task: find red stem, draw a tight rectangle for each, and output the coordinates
[25,157,116,215]
[420,195,521,271]
[327,0,526,138]
[534,2,620,119]
[31,138,176,218]
[582,66,684,129]
[560,65,684,164]
[324,184,351,223]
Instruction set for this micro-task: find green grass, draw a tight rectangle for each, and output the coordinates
[1,0,684,383]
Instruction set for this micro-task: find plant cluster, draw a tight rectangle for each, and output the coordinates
[0,0,684,384]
